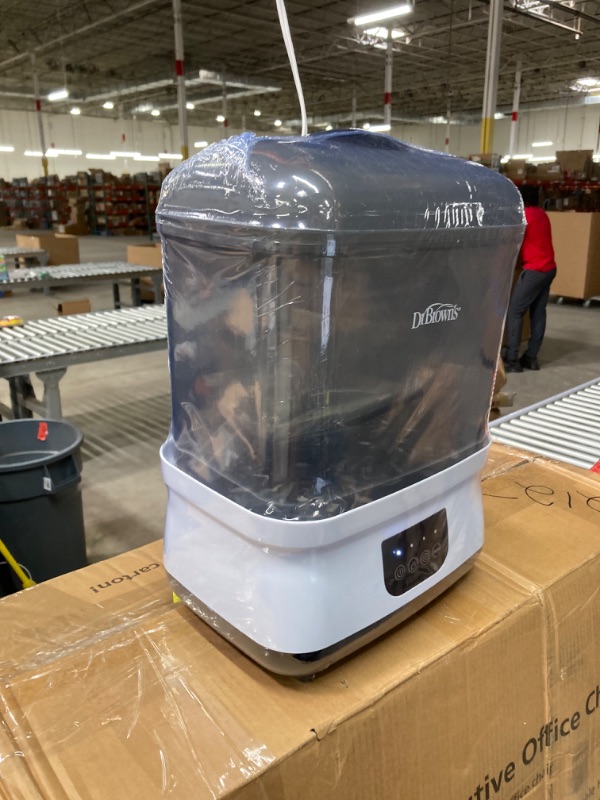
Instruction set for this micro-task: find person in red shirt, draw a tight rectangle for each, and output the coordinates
[504,184,557,372]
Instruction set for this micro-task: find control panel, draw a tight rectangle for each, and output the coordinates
[381,508,449,596]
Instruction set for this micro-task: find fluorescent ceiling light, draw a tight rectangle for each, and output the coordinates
[134,155,160,162]
[86,153,116,160]
[46,148,83,156]
[364,26,405,38]
[532,141,553,147]
[500,155,510,164]
[24,150,57,157]
[254,109,261,116]
[353,4,412,26]
[494,112,505,120]
[0,145,14,152]
[110,151,141,158]
[577,77,600,87]
[216,114,225,122]
[194,140,208,148]
[70,107,81,116]
[158,152,184,160]
[325,125,333,131]
[509,153,533,160]
[150,109,161,116]
[367,123,392,132]
[103,101,114,110]
[429,115,447,124]
[48,88,69,102]
[529,156,555,163]
[593,154,600,162]
[186,102,195,110]
[274,119,282,127]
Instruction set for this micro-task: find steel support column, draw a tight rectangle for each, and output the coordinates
[480,0,503,153]
[172,0,188,160]
[508,59,522,157]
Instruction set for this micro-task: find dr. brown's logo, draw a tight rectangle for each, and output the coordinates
[412,303,461,329]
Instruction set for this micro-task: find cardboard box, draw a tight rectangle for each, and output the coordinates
[0,446,599,799]
[57,298,91,315]
[127,242,163,269]
[502,159,530,181]
[16,232,80,266]
[556,149,593,179]
[469,153,500,170]
[533,162,561,182]
[548,211,600,300]
[127,242,163,301]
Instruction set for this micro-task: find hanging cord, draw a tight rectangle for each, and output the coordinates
[275,0,308,136]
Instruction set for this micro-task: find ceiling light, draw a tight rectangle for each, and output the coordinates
[574,77,600,88]
[48,88,69,102]
[134,155,160,162]
[86,153,116,160]
[529,156,556,163]
[103,101,115,110]
[24,150,57,157]
[194,140,208,148]
[0,145,14,152]
[494,112,505,120]
[531,141,553,147]
[325,125,333,131]
[46,148,83,156]
[158,152,184,160]
[274,119,282,127]
[216,114,225,122]
[186,102,195,110]
[364,26,405,38]
[150,109,161,117]
[509,154,533,160]
[352,4,412,26]
[254,109,261,117]
[110,151,141,158]
[368,123,392,132]
[363,122,371,130]
[70,107,81,116]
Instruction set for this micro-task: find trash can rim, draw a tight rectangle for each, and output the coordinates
[0,419,83,473]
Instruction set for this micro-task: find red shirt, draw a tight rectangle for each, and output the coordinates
[521,206,557,273]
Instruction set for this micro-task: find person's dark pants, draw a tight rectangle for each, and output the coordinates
[505,267,557,362]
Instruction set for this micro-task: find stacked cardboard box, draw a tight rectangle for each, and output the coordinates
[127,242,163,301]
[556,150,594,179]
[15,232,80,266]
[0,445,599,799]
[548,211,600,301]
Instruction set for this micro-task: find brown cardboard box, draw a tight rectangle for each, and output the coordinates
[502,159,530,181]
[127,242,163,269]
[533,162,561,182]
[0,447,599,799]
[127,242,163,301]
[556,149,593,178]
[16,232,80,265]
[57,298,91,315]
[469,153,500,171]
[548,211,600,300]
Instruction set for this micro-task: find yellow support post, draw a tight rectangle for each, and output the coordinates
[480,117,494,154]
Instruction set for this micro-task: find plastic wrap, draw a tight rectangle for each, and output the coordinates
[157,130,525,521]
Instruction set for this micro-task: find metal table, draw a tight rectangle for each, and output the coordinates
[1,261,163,308]
[490,377,600,471]
[0,305,167,419]
[0,246,49,269]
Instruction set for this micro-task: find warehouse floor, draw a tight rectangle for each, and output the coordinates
[1,229,599,564]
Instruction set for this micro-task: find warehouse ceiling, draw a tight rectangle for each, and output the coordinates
[0,0,599,131]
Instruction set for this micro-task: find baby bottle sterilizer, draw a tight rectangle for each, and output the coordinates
[156,130,525,676]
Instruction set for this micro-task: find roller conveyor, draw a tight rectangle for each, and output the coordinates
[0,305,167,419]
[490,377,600,471]
[0,261,163,307]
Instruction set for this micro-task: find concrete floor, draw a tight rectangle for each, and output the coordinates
[1,229,599,565]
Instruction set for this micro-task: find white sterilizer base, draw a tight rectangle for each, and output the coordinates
[162,442,490,676]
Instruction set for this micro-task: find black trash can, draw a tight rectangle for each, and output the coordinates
[0,419,87,594]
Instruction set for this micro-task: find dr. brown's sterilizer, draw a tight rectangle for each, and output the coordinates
[157,130,525,676]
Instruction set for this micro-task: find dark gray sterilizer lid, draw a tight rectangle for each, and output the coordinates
[156,130,525,235]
